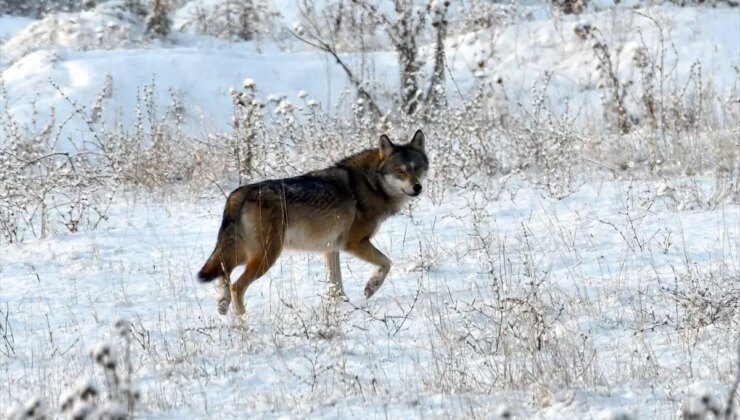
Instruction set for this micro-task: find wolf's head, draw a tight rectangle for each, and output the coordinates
[378,130,429,198]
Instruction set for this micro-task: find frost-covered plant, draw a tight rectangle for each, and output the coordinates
[417,203,603,395]
[146,0,172,37]
[502,73,581,198]
[588,31,632,134]
[0,0,83,18]
[226,79,265,184]
[58,319,141,419]
[57,77,194,189]
[0,73,205,243]
[660,270,740,330]
[178,0,276,41]
[113,82,193,188]
[452,0,513,34]
[634,13,733,178]
[549,0,588,15]
[5,319,140,420]
[0,84,114,242]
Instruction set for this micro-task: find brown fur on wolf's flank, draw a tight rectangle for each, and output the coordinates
[198,130,428,316]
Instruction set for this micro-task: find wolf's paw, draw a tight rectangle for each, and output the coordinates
[364,282,380,298]
[217,298,230,315]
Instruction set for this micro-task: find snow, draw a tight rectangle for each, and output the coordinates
[1,177,739,417]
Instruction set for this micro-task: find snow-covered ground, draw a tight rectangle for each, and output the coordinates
[2,178,738,418]
[1,0,739,418]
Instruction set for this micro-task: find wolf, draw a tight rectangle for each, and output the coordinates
[197,130,429,316]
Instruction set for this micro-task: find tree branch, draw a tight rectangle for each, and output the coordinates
[289,27,383,117]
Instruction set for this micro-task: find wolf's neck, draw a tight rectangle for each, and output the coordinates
[335,149,402,215]
[338,148,382,169]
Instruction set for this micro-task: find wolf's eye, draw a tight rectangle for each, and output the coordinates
[395,167,404,174]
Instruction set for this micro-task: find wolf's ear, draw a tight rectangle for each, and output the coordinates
[409,130,425,151]
[379,134,395,159]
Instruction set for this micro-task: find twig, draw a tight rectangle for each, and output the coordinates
[726,339,740,419]
[392,278,423,337]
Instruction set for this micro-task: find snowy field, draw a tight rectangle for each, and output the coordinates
[1,0,739,418]
[2,179,738,418]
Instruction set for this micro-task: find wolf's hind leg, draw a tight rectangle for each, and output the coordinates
[231,247,281,316]
[217,277,232,315]
[231,223,283,316]
[325,251,345,298]
[346,239,391,298]
[212,243,247,315]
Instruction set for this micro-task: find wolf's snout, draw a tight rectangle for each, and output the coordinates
[412,184,422,195]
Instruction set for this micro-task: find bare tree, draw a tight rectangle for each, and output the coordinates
[425,0,450,110]
[146,0,172,37]
[291,0,450,117]
[289,1,384,117]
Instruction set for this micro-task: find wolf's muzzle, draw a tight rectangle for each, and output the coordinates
[410,184,422,196]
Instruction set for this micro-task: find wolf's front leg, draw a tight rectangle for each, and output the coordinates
[325,251,346,298]
[346,239,391,298]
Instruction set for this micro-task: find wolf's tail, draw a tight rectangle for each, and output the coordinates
[197,189,247,283]
[197,249,223,282]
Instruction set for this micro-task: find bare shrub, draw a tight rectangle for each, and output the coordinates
[660,270,740,330]
[146,0,172,37]
[0,87,112,241]
[222,80,266,185]
[575,25,633,134]
[550,0,588,15]
[506,74,581,198]
[177,0,276,41]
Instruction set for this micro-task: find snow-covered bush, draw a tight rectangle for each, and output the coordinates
[0,1,150,66]
[5,320,141,420]
[660,270,740,330]
[0,84,113,241]
[549,0,589,15]
[0,0,91,18]
[175,0,277,41]
[145,0,172,37]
